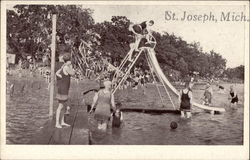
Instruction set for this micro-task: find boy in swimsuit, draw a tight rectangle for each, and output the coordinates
[55,53,75,128]
[179,81,193,118]
[229,85,239,109]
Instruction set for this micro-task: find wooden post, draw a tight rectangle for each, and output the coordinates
[49,14,57,118]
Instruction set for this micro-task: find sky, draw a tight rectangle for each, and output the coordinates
[84,5,248,68]
[6,4,249,68]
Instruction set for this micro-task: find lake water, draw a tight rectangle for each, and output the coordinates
[6,77,243,145]
[90,107,243,145]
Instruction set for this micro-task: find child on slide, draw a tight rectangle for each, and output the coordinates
[128,20,154,61]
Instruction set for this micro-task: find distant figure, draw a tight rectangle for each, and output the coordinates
[132,74,140,90]
[217,84,225,93]
[179,81,193,118]
[202,83,213,106]
[55,53,75,128]
[89,80,116,131]
[229,85,238,109]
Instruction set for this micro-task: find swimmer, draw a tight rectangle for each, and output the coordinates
[229,85,239,109]
[179,81,193,118]
[202,83,213,106]
[112,102,123,128]
[89,80,116,131]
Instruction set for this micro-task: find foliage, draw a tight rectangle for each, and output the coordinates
[7,5,96,60]
[224,65,244,80]
[7,5,243,80]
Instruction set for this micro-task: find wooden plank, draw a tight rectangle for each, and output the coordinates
[69,108,89,144]
[49,103,79,144]
[30,103,79,144]
[29,119,55,144]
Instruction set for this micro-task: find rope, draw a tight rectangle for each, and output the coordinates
[145,53,165,106]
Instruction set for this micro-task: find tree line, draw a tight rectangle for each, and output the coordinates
[6,5,244,81]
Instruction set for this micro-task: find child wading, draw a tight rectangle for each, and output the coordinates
[55,53,75,128]
[112,102,123,128]
[229,85,238,109]
[90,80,116,131]
[179,82,193,118]
[202,83,213,106]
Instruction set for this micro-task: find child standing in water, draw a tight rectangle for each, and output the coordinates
[90,80,116,131]
[229,85,238,109]
[202,83,213,106]
[179,81,193,118]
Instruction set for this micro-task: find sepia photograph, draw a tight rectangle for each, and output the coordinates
[1,1,249,159]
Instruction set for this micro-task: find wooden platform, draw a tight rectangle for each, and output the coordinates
[30,106,89,144]
[121,108,180,114]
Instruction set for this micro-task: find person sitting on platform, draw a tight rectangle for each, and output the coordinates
[128,20,154,61]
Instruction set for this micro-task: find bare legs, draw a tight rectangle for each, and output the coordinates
[181,111,192,118]
[55,103,71,128]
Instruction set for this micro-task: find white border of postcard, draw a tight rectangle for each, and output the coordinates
[1,1,249,160]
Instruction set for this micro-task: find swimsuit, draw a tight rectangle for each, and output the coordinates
[230,91,238,104]
[94,90,112,122]
[56,67,71,102]
[180,90,191,111]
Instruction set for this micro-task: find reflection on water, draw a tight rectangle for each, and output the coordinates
[6,80,243,145]
[90,107,243,145]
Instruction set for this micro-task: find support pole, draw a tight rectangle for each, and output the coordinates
[49,14,57,118]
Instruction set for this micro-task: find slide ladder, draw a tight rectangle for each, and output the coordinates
[112,49,144,94]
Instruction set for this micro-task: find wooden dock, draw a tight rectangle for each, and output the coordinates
[30,82,91,145]
[30,106,90,144]
[28,81,181,145]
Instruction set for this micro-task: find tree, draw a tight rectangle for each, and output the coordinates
[7,5,96,61]
[175,57,188,77]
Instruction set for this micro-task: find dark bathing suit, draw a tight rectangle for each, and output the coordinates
[56,68,71,103]
[230,91,238,104]
[132,21,148,35]
[180,90,191,111]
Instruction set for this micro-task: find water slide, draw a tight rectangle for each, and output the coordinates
[147,48,226,113]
